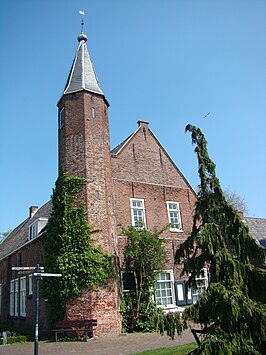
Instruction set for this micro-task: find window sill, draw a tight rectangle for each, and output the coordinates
[170,228,183,233]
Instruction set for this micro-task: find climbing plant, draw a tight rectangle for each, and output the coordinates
[175,125,266,353]
[43,171,113,323]
[121,226,167,332]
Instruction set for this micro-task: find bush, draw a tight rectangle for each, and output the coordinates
[0,331,27,344]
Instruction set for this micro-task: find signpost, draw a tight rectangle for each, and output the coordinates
[12,265,61,355]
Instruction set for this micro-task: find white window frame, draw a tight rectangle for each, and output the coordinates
[154,270,176,308]
[14,278,19,316]
[29,222,38,240]
[10,280,15,316]
[166,201,182,232]
[130,198,146,228]
[192,268,208,304]
[28,274,33,295]
[28,218,48,240]
[20,277,26,316]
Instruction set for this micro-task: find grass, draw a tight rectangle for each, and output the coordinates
[131,342,197,354]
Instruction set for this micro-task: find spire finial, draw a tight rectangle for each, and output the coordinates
[78,10,87,42]
[79,10,85,33]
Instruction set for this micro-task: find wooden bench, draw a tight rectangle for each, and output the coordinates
[52,319,97,342]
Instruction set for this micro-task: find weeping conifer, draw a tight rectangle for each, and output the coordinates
[175,125,266,354]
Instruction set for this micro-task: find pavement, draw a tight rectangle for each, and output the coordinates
[0,329,195,354]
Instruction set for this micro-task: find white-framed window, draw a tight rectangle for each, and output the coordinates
[28,274,33,295]
[10,280,15,316]
[91,107,96,118]
[28,218,48,240]
[130,198,146,228]
[59,107,65,129]
[15,279,19,316]
[20,277,26,316]
[192,268,208,304]
[29,222,38,240]
[154,270,176,308]
[167,201,182,232]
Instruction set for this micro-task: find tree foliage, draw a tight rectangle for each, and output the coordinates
[224,187,248,215]
[121,226,167,332]
[43,171,113,323]
[0,230,12,243]
[175,125,266,354]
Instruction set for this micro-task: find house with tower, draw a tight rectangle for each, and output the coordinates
[0,26,203,335]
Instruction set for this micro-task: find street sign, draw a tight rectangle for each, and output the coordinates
[33,273,62,278]
[12,266,44,271]
[11,264,61,355]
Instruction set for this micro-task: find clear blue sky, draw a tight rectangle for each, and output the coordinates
[0,0,265,233]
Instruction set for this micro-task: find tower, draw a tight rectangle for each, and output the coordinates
[57,27,121,333]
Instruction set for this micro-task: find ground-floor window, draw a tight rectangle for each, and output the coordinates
[20,277,26,316]
[191,268,208,303]
[154,270,175,308]
[28,274,33,295]
[10,277,27,317]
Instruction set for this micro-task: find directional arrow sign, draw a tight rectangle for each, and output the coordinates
[33,273,62,278]
[12,267,44,271]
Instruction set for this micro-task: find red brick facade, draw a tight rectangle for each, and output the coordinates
[0,36,197,337]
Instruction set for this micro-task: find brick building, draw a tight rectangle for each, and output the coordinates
[0,28,199,335]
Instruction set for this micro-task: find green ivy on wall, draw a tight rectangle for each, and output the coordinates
[42,171,113,323]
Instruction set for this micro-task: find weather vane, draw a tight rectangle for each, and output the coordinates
[79,10,85,33]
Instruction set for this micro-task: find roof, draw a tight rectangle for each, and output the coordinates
[0,201,52,261]
[110,134,133,156]
[244,217,266,248]
[63,32,104,97]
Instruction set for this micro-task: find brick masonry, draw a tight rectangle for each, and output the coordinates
[58,91,121,335]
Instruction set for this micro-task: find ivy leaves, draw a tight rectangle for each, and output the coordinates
[43,171,113,323]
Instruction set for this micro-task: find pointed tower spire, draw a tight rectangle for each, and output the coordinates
[63,13,104,97]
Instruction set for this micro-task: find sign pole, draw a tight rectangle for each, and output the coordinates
[11,265,61,355]
[34,264,41,355]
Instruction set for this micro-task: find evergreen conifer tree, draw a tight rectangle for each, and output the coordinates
[43,171,113,323]
[175,125,266,354]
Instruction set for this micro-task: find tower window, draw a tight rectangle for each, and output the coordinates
[92,107,96,118]
[59,107,65,129]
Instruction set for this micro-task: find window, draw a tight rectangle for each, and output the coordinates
[92,107,96,118]
[167,202,182,231]
[130,198,146,228]
[59,107,65,129]
[10,280,15,316]
[28,218,48,240]
[192,268,208,304]
[121,271,136,292]
[29,222,38,240]
[20,277,26,316]
[10,279,19,316]
[14,279,19,316]
[28,274,33,295]
[175,280,193,306]
[154,270,175,308]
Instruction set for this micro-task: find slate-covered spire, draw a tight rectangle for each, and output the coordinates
[63,30,104,96]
